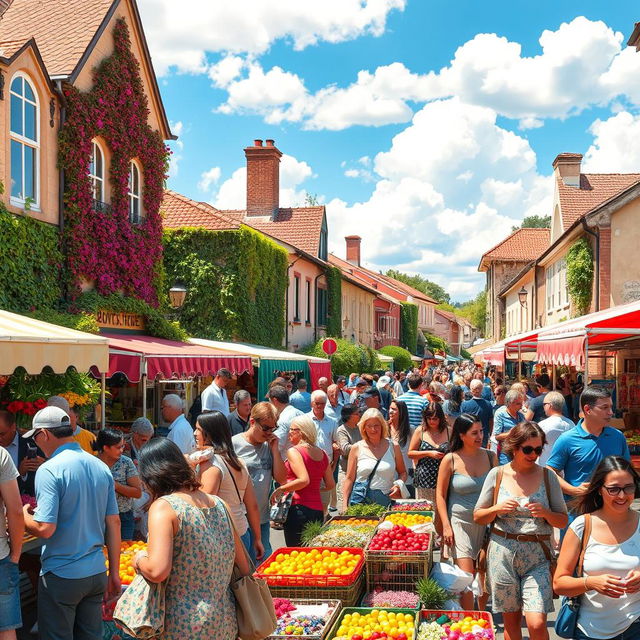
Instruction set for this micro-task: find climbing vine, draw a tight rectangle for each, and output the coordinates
[400,302,418,354]
[566,237,594,317]
[325,266,342,338]
[58,18,169,305]
[163,226,288,347]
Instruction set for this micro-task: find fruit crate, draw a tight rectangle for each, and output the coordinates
[389,499,434,512]
[267,572,365,607]
[381,510,435,524]
[364,534,433,593]
[325,607,418,640]
[359,591,421,610]
[269,599,342,640]
[419,610,495,637]
[326,515,382,526]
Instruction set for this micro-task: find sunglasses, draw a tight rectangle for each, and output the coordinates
[520,445,543,456]
[255,419,276,432]
[603,485,636,496]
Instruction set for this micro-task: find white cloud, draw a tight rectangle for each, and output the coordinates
[582,111,640,173]
[198,166,222,192]
[167,120,184,178]
[139,0,406,75]
[325,98,553,299]
[210,17,640,130]
[213,154,314,209]
[208,56,245,88]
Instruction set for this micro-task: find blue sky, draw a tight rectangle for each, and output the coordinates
[139,0,640,301]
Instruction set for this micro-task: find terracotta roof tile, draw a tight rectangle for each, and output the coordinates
[161,191,240,231]
[0,38,25,59]
[374,272,438,304]
[480,228,550,269]
[0,0,115,77]
[557,173,640,230]
[219,207,325,256]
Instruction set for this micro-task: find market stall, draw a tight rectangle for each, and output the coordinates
[98,334,252,428]
[190,338,331,399]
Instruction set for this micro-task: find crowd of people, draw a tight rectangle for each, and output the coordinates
[0,364,639,640]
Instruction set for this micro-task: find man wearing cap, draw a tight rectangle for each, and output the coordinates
[47,396,96,455]
[360,388,389,420]
[22,406,121,640]
[376,376,393,415]
[349,379,368,404]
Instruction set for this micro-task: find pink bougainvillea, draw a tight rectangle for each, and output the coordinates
[59,18,170,306]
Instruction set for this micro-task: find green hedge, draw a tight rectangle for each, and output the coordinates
[326,266,342,338]
[379,345,413,371]
[400,302,418,353]
[0,202,63,312]
[567,237,594,317]
[304,338,380,377]
[425,332,449,354]
[163,226,288,347]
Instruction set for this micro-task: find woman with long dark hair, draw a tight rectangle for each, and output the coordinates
[409,402,450,504]
[133,438,249,640]
[475,422,567,640]
[93,427,142,540]
[192,411,264,562]
[388,399,413,482]
[554,456,640,640]
[436,413,496,610]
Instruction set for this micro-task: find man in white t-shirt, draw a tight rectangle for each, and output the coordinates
[537,391,575,467]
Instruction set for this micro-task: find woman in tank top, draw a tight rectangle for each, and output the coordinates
[436,413,496,611]
[270,415,335,547]
[342,408,407,510]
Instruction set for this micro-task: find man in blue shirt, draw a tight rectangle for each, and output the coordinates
[289,378,312,413]
[22,407,121,640]
[200,368,232,416]
[461,379,494,447]
[396,374,427,429]
[547,385,630,502]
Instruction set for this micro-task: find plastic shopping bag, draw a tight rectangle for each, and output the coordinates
[430,562,474,594]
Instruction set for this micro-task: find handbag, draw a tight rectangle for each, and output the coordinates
[113,573,166,639]
[270,491,293,525]
[349,455,383,505]
[221,499,277,640]
[555,514,592,639]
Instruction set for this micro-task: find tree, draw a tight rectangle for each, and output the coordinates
[455,290,487,335]
[385,269,450,304]
[512,215,551,231]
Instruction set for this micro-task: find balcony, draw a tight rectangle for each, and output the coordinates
[92,199,112,214]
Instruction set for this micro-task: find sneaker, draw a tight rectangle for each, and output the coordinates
[270,521,284,530]
[328,506,338,513]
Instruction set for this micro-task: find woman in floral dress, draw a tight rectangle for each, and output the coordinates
[134,438,249,640]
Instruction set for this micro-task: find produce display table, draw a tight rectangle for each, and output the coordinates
[325,607,418,640]
[417,610,495,640]
[269,599,342,640]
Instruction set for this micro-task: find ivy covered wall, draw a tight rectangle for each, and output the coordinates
[59,18,168,305]
[0,201,63,312]
[163,226,288,347]
[400,301,418,354]
[326,266,342,338]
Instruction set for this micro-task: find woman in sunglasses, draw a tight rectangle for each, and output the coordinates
[554,456,640,640]
[475,421,568,640]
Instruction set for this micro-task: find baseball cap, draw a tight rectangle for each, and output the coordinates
[362,388,381,399]
[23,406,71,439]
[377,376,391,388]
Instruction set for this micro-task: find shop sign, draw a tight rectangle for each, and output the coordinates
[96,310,145,333]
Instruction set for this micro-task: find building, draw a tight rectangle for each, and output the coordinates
[433,308,464,356]
[162,139,331,351]
[478,228,551,340]
[497,152,640,339]
[0,0,174,304]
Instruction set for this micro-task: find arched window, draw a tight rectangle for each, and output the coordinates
[9,73,39,207]
[128,160,142,224]
[89,140,105,203]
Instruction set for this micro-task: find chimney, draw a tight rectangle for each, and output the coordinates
[345,235,362,267]
[245,138,282,217]
[552,153,582,188]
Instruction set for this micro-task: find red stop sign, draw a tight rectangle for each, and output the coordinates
[322,338,337,355]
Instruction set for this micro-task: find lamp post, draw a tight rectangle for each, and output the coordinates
[518,286,528,377]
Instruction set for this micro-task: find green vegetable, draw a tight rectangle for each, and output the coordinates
[344,503,386,517]
[416,577,449,610]
[301,521,324,546]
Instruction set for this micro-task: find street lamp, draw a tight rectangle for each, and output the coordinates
[168,281,188,310]
[518,286,528,308]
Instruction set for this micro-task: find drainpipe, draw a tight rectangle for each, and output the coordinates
[581,219,600,312]
[285,256,301,351]
[313,270,323,343]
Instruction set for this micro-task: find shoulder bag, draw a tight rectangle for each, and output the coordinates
[113,572,166,639]
[554,514,592,639]
[220,499,277,640]
[349,454,383,505]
